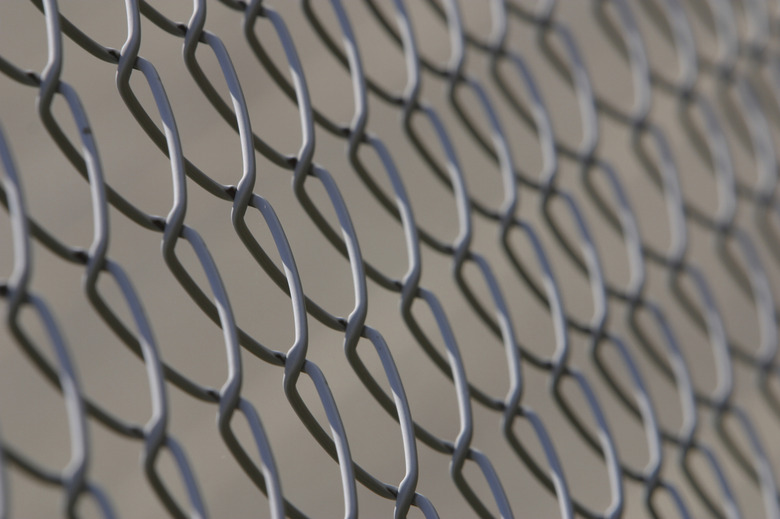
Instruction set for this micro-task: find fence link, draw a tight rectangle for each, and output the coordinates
[1,0,780,517]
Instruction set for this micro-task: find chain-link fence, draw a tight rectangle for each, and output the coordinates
[1,0,780,517]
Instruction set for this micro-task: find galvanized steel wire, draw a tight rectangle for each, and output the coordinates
[1,0,780,517]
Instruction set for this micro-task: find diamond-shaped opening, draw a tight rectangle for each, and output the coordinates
[539,191,603,327]
[590,337,658,476]
[551,371,622,517]
[144,439,207,519]
[500,220,569,365]
[446,76,527,214]
[401,107,471,246]
[577,160,641,292]
[681,443,741,518]
[626,303,691,436]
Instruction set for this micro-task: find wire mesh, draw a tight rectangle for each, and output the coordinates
[1,0,780,517]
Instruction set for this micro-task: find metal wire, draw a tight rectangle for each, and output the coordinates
[1,0,780,517]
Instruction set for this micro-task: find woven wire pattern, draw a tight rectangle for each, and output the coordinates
[1,0,780,517]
